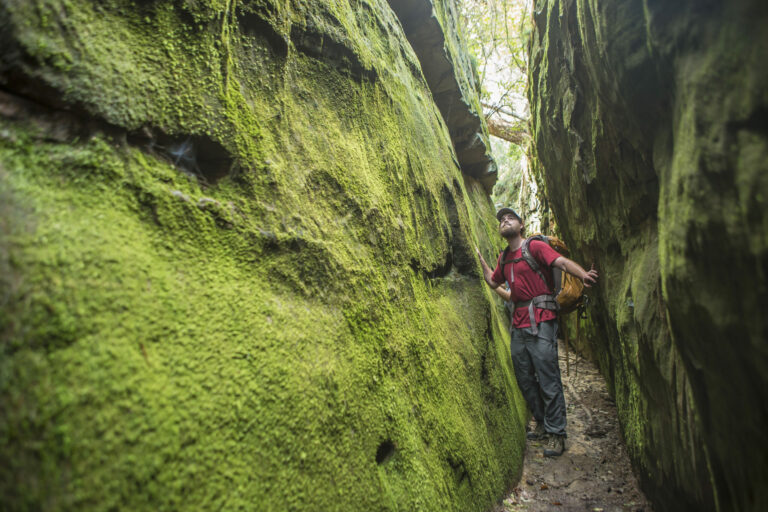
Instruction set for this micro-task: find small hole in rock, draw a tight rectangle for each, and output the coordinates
[376,440,395,464]
[128,130,235,185]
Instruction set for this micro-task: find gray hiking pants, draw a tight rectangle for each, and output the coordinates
[510,319,567,436]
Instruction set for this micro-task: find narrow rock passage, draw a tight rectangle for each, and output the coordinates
[498,347,652,512]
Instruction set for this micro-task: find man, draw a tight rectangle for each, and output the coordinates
[476,207,598,457]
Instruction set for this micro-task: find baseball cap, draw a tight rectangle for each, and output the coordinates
[496,207,522,222]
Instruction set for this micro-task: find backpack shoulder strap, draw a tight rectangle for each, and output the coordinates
[498,246,510,275]
[521,236,551,290]
[499,246,519,284]
[498,246,509,265]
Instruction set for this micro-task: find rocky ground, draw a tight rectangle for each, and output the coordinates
[495,348,652,512]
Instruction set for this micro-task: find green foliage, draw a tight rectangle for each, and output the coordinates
[459,0,530,109]
[460,0,533,217]
[490,138,524,209]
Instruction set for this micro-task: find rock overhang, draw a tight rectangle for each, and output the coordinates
[387,0,498,193]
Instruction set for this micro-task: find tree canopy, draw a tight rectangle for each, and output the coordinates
[460,0,532,211]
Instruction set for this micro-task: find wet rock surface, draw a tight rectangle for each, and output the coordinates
[498,348,651,512]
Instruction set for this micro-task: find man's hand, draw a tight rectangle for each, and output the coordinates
[582,263,598,287]
[554,256,599,288]
[475,245,500,288]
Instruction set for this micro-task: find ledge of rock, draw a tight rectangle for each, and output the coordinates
[388,0,497,193]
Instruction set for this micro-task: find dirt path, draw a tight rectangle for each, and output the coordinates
[497,349,652,512]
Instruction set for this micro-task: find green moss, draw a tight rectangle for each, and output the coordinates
[0,0,526,510]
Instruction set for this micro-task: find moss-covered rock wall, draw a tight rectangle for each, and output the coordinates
[0,1,527,510]
[387,0,496,192]
[529,1,768,511]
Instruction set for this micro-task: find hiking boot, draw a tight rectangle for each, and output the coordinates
[543,434,565,457]
[526,422,546,441]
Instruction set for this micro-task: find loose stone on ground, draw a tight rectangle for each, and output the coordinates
[496,348,652,512]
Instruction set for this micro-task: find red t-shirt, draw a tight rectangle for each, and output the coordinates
[491,240,561,328]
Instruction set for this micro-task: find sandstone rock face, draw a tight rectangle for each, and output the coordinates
[387,0,496,192]
[0,1,526,510]
[529,1,768,511]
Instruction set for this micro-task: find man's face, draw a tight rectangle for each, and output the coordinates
[499,213,522,237]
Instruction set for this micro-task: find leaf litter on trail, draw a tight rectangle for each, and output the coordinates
[497,350,652,511]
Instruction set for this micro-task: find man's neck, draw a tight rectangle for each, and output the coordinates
[505,234,524,251]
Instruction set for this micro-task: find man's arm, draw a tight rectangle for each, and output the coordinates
[552,256,599,287]
[493,283,512,301]
[475,246,503,288]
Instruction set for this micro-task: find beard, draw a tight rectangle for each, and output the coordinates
[500,224,521,238]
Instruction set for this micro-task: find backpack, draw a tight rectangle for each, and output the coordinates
[499,234,584,315]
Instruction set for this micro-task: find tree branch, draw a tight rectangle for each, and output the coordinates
[486,115,530,145]
[482,101,528,122]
